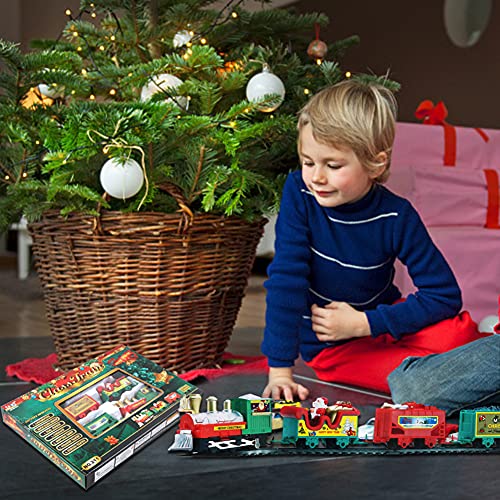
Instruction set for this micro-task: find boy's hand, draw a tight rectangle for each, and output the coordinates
[311,302,371,342]
[262,366,309,401]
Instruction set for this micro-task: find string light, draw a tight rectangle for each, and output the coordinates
[304,88,310,95]
[345,71,352,78]
[316,59,322,65]
[22,172,28,178]
[49,1,255,123]
[229,121,237,127]
[4,175,10,181]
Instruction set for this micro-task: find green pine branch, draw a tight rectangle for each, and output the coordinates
[0,0,400,231]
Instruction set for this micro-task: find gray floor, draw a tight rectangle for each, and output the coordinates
[1,336,499,500]
[1,261,499,499]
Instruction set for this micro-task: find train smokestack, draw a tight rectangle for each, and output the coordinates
[206,396,217,412]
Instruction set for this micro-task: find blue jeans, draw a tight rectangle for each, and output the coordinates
[388,335,500,415]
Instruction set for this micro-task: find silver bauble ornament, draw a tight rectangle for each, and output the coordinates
[100,158,144,199]
[140,73,188,109]
[173,30,192,48]
[246,65,285,113]
[38,83,65,99]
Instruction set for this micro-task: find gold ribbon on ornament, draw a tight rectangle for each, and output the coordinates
[87,118,150,210]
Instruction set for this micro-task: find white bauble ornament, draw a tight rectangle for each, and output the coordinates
[38,83,65,99]
[173,30,192,48]
[478,314,499,333]
[140,73,187,109]
[100,158,144,199]
[246,65,285,112]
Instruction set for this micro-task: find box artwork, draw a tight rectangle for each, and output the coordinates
[1,345,199,489]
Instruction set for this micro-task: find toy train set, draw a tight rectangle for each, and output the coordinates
[168,394,500,457]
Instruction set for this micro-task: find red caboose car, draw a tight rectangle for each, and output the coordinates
[373,402,447,449]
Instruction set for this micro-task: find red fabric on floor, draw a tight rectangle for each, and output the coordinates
[306,310,489,394]
[5,352,267,385]
[5,353,60,385]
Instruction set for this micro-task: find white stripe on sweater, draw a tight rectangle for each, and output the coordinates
[309,269,394,307]
[311,246,391,270]
[328,212,398,224]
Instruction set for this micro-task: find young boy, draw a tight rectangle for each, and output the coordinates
[261,79,482,402]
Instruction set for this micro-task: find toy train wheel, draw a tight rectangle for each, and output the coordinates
[305,436,320,448]
[398,437,413,449]
[481,437,495,448]
[336,437,350,449]
[424,438,438,449]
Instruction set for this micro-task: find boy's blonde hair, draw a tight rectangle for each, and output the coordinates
[297,79,397,183]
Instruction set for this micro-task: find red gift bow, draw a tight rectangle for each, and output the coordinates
[415,100,489,166]
[415,100,449,125]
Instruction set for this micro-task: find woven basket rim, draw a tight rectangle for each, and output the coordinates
[29,210,268,237]
[34,209,268,222]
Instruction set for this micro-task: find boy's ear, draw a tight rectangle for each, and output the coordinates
[369,152,388,179]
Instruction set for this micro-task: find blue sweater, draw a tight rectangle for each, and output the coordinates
[262,171,462,368]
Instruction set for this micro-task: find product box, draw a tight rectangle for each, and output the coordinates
[1,345,199,489]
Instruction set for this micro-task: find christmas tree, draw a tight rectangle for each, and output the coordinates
[0,0,399,231]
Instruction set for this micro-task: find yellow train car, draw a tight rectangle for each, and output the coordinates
[281,401,360,448]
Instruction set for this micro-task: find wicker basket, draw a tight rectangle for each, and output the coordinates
[29,194,266,372]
